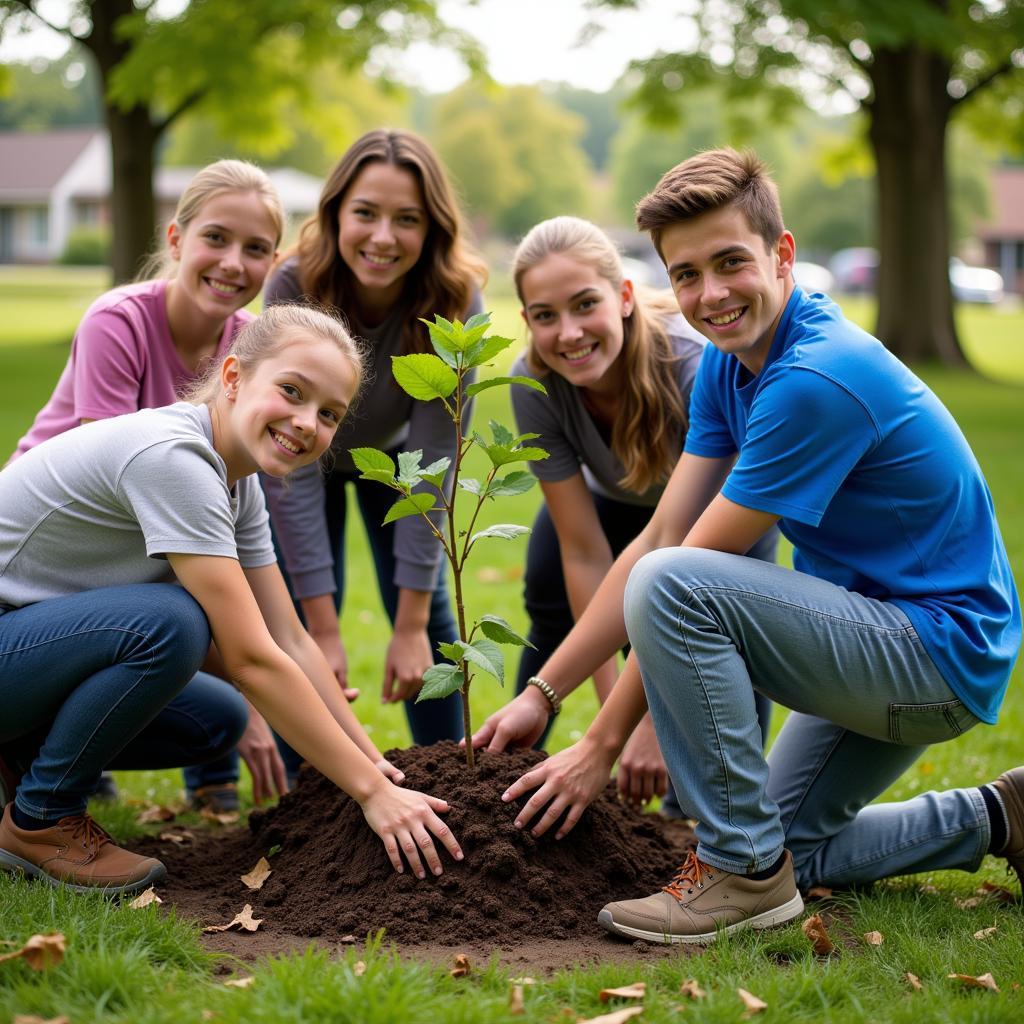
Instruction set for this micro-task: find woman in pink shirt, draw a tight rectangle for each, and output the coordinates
[8,159,285,813]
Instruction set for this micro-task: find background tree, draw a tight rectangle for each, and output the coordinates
[594,0,1024,365]
[433,83,592,238]
[0,0,481,282]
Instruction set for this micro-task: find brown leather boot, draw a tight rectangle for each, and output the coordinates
[0,803,165,895]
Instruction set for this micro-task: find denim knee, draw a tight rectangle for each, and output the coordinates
[153,585,212,678]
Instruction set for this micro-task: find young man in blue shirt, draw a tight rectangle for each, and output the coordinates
[474,148,1022,944]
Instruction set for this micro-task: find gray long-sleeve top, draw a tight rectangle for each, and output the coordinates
[261,257,482,598]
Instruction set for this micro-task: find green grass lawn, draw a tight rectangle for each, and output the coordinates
[1,270,1022,1022]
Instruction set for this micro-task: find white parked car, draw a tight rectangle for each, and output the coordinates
[793,261,835,295]
[949,258,1004,305]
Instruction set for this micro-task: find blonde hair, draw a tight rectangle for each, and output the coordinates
[513,216,686,494]
[188,304,363,409]
[141,159,285,280]
[284,128,487,354]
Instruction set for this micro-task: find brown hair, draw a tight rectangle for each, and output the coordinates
[285,129,487,354]
[140,159,284,281]
[513,216,686,494]
[188,304,363,409]
[636,148,783,255]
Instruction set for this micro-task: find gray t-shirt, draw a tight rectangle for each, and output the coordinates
[0,403,275,609]
[260,257,483,597]
[511,317,706,507]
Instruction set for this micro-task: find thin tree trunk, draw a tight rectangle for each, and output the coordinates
[868,46,967,367]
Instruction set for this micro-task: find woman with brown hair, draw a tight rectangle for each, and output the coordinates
[262,129,487,752]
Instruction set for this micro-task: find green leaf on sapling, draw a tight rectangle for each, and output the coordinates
[464,637,505,684]
[420,457,451,488]
[464,311,491,331]
[480,444,550,468]
[397,450,424,487]
[382,492,437,525]
[487,470,537,498]
[470,523,531,544]
[417,664,465,702]
[467,375,546,399]
[391,354,458,401]
[438,641,467,663]
[464,335,513,368]
[490,421,515,446]
[478,615,535,648]
[458,478,483,495]
[350,447,397,486]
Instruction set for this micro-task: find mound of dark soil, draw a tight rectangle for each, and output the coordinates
[141,742,694,946]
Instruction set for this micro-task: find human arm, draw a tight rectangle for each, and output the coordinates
[168,554,462,876]
[299,592,358,701]
[382,587,435,703]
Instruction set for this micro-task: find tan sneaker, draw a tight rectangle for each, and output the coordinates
[0,803,165,895]
[990,766,1024,891]
[598,849,804,944]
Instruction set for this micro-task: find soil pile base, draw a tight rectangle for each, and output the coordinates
[142,742,694,946]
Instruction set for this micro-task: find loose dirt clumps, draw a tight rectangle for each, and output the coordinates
[141,743,694,948]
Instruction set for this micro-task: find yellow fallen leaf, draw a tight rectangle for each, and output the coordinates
[129,886,163,909]
[599,982,646,1002]
[136,804,176,825]
[806,885,833,899]
[202,904,263,934]
[509,983,526,1015]
[905,972,923,991]
[450,953,472,978]
[973,926,998,940]
[0,932,66,971]
[737,988,768,1017]
[240,856,272,891]
[947,972,999,992]
[200,807,240,826]
[802,914,835,956]
[679,979,706,999]
[863,930,884,946]
[577,1008,644,1024]
[224,976,255,989]
[353,960,367,976]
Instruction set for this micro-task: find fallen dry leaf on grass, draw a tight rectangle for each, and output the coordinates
[340,934,357,943]
[955,896,983,910]
[806,885,833,899]
[737,988,768,1017]
[450,953,472,978]
[509,983,526,1016]
[905,972,923,991]
[129,886,163,909]
[0,933,66,971]
[973,926,998,940]
[801,914,835,956]
[577,1008,644,1024]
[159,830,195,845]
[975,881,1016,903]
[918,883,940,895]
[200,807,240,826]
[136,804,177,825]
[353,960,367,976]
[947,972,1000,992]
[599,982,646,1002]
[223,976,255,989]
[202,905,263,934]
[240,857,272,891]
[679,979,706,999]
[200,1011,217,1021]
[863,931,884,946]
[13,1016,70,1024]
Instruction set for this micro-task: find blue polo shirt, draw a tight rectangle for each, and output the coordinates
[684,287,1020,723]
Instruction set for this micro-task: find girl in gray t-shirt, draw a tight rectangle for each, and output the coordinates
[508,217,775,808]
[0,305,463,895]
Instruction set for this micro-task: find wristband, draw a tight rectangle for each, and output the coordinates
[526,675,562,716]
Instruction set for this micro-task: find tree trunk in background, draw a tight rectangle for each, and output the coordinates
[868,46,967,366]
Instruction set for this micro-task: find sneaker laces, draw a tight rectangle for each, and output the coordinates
[663,850,716,899]
[60,814,112,853]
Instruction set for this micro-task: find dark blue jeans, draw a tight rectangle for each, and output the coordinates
[275,457,463,775]
[514,494,777,808]
[0,584,247,821]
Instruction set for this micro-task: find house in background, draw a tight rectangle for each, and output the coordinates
[0,128,323,264]
[977,165,1024,296]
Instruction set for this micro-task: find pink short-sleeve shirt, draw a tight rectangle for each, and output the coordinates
[12,279,253,459]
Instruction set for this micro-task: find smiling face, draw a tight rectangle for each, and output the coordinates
[219,333,358,484]
[519,252,634,397]
[661,204,794,375]
[336,161,429,317]
[167,190,278,326]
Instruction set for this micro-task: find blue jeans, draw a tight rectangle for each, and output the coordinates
[624,548,988,888]
[514,496,777,762]
[0,585,248,821]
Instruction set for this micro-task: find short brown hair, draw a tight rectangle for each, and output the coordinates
[636,148,783,255]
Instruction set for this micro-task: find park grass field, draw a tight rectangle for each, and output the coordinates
[0,268,1022,1021]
